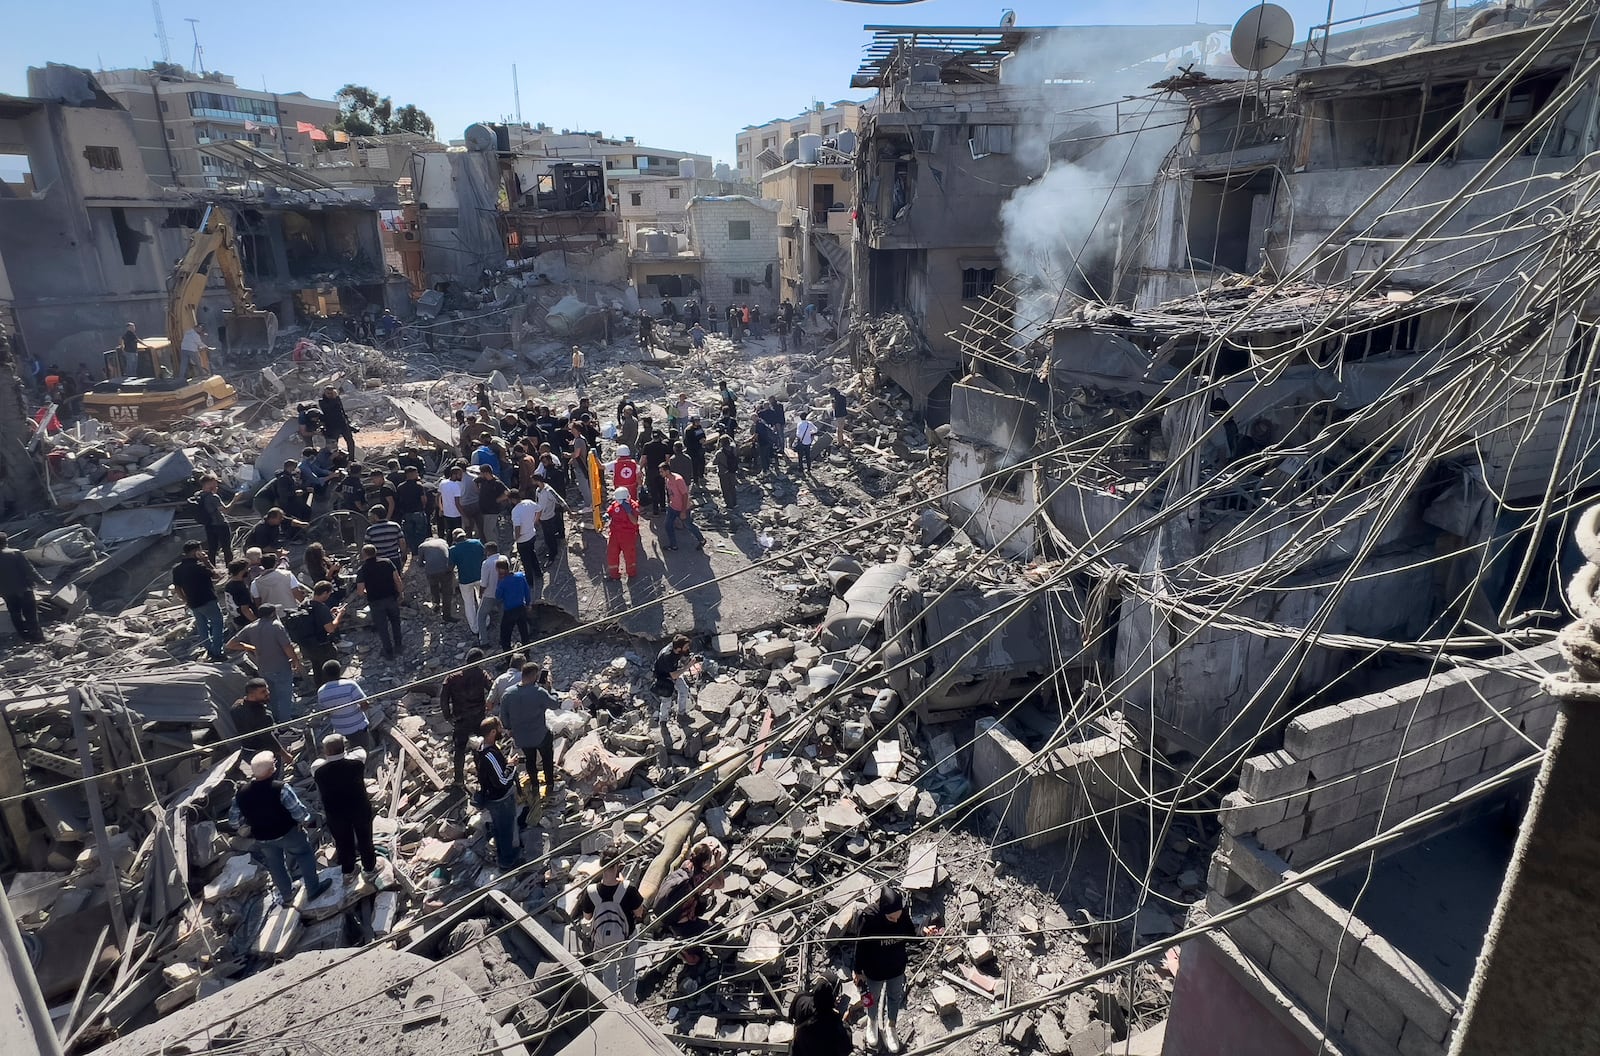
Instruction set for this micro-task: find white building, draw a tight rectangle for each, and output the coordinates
[735,100,865,183]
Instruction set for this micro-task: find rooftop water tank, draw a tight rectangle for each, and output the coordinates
[798,134,823,164]
[834,130,858,155]
[678,157,698,179]
[783,136,801,162]
[910,63,942,83]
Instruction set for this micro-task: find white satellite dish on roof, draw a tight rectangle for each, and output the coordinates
[1230,3,1295,71]
[1000,9,1017,28]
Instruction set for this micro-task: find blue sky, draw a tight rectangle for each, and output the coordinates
[3,0,1351,165]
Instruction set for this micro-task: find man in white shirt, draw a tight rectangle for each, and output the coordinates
[509,491,542,579]
[794,411,819,476]
[532,477,564,563]
[179,325,212,382]
[438,464,465,536]
[477,542,504,646]
[250,552,309,610]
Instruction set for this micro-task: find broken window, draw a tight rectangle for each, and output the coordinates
[109,207,142,266]
[728,220,751,241]
[968,125,1013,157]
[1187,169,1274,273]
[1344,317,1421,361]
[962,268,998,301]
[915,127,939,153]
[733,277,753,296]
[629,191,642,207]
[83,145,123,171]
[668,187,681,199]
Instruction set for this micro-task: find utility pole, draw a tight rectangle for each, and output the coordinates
[1449,503,1600,1054]
[0,883,62,1056]
[513,64,522,124]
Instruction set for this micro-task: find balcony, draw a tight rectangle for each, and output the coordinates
[191,108,279,125]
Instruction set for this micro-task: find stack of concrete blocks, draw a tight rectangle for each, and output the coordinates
[684,197,780,313]
[1195,643,1561,1056]
[972,716,1143,848]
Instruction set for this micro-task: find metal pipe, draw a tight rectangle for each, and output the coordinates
[0,883,64,1056]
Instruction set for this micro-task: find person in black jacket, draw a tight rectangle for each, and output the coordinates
[471,717,522,869]
[312,733,377,890]
[229,752,328,906]
[319,386,356,457]
[852,885,917,1054]
[789,977,852,1056]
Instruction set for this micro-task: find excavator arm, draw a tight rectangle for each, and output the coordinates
[165,204,277,373]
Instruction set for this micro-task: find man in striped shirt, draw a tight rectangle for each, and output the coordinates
[364,505,407,565]
[316,661,372,759]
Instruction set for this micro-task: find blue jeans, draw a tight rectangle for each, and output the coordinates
[191,600,226,660]
[664,509,704,549]
[263,669,296,724]
[482,789,520,867]
[256,826,322,901]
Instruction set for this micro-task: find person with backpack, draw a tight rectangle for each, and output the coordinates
[652,839,724,966]
[579,844,645,1000]
[851,886,918,1054]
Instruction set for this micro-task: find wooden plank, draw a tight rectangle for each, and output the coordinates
[388,726,446,790]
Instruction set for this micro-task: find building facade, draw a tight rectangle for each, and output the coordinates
[498,124,710,212]
[617,172,750,247]
[2,66,391,372]
[94,65,339,189]
[758,158,854,316]
[735,100,865,183]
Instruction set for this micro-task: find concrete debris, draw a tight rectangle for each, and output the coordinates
[1,299,1195,1055]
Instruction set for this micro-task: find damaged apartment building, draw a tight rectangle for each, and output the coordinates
[930,3,1600,1055]
[847,22,1217,415]
[0,64,398,373]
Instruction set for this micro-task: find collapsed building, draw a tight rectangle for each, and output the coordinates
[0,65,400,374]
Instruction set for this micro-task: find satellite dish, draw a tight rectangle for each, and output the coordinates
[1230,3,1295,71]
[1000,8,1017,28]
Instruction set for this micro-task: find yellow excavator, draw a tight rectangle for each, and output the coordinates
[83,204,278,426]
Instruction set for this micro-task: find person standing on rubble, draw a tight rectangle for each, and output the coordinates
[438,463,466,538]
[532,474,566,565]
[317,660,372,756]
[652,635,699,738]
[471,716,523,870]
[448,529,484,632]
[661,466,705,552]
[172,540,227,661]
[364,505,406,567]
[441,647,494,784]
[636,310,656,351]
[713,435,740,514]
[829,387,849,448]
[231,751,329,906]
[0,535,47,645]
[640,426,671,516]
[494,557,535,650]
[312,733,377,892]
[571,345,587,392]
[227,604,303,722]
[319,386,357,457]
[611,444,641,501]
[394,465,433,554]
[475,465,513,547]
[684,417,708,487]
[193,474,233,564]
[579,844,645,1001]
[510,490,544,581]
[354,543,405,659]
[477,541,504,645]
[605,487,642,581]
[250,552,308,611]
[302,582,345,682]
[499,660,558,800]
[851,885,917,1054]
[222,559,258,630]
[794,412,819,476]
[229,678,291,767]
[416,533,457,621]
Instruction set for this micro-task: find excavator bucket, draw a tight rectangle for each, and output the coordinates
[223,307,278,356]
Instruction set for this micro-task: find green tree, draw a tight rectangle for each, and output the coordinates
[331,84,434,139]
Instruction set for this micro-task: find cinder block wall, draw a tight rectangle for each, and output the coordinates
[1189,644,1561,1056]
[1219,644,1559,868]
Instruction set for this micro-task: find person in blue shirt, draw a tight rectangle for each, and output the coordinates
[449,529,485,631]
[473,438,504,478]
[494,556,534,649]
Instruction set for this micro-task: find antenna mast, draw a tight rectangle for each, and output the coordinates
[185,18,205,76]
[513,64,522,123]
[151,0,171,63]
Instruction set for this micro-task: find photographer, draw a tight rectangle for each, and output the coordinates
[652,634,701,741]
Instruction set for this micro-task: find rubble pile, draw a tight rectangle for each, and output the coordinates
[2,319,1202,1055]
